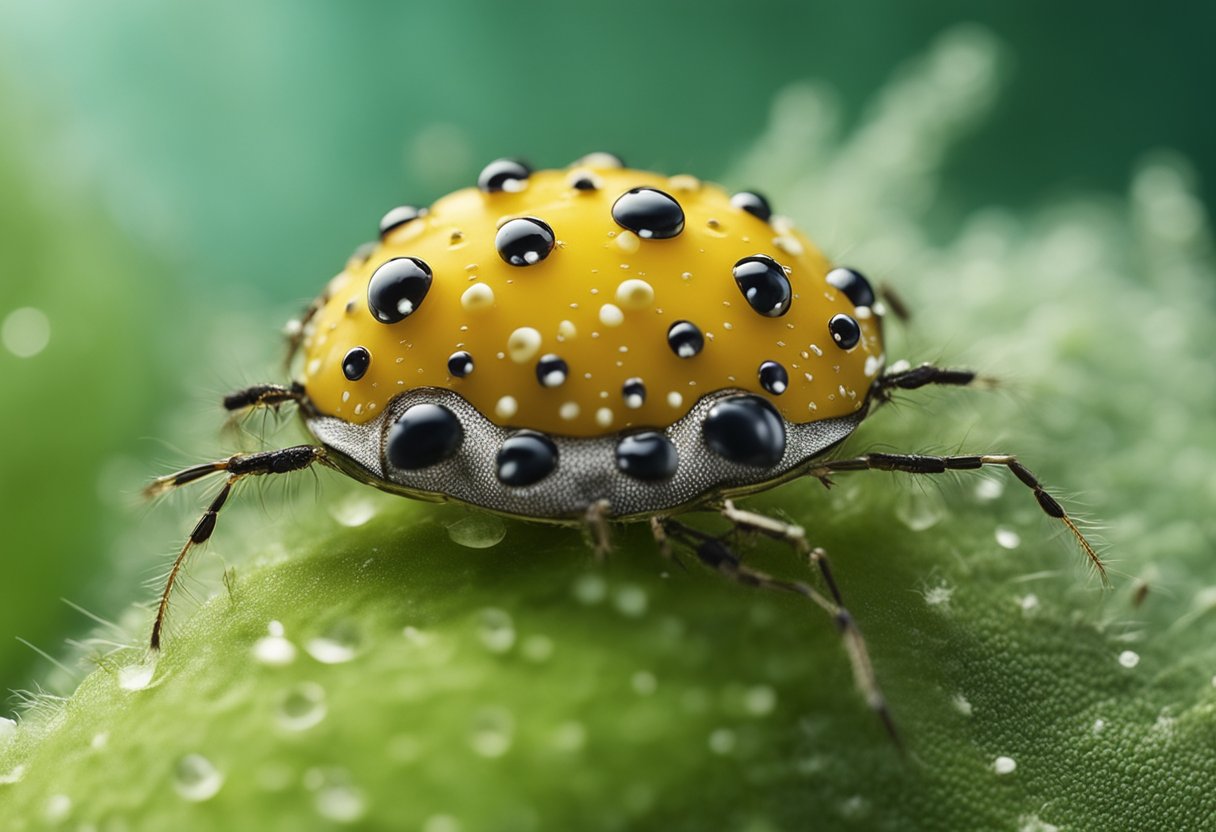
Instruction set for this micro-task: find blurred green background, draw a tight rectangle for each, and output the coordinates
[0,0,1213,711]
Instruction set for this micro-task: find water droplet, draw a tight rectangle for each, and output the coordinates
[613,585,649,618]
[117,658,157,691]
[476,608,516,654]
[895,488,947,531]
[744,685,777,717]
[572,573,607,605]
[469,707,515,758]
[708,728,737,755]
[975,478,1005,501]
[993,755,1017,775]
[1019,594,1040,614]
[1092,718,1106,734]
[447,514,506,549]
[329,495,377,527]
[995,527,1021,549]
[631,671,657,696]
[43,794,71,823]
[305,622,360,664]
[253,620,297,666]
[306,768,367,824]
[2,307,51,358]
[1118,650,1140,669]
[952,693,973,716]
[91,732,109,750]
[276,682,328,732]
[521,634,554,663]
[423,814,463,832]
[173,754,224,801]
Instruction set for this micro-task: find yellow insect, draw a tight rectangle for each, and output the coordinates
[147,154,1104,739]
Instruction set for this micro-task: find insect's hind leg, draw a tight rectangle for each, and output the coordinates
[660,515,899,746]
[808,452,1107,584]
[145,445,329,649]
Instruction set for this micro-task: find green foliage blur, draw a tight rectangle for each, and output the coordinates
[0,0,1212,718]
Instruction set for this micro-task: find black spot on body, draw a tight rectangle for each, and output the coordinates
[342,347,371,381]
[535,354,568,387]
[611,187,685,239]
[386,404,464,470]
[622,377,646,408]
[702,395,787,468]
[758,361,788,395]
[730,191,772,222]
[666,320,704,359]
[733,255,791,317]
[447,351,474,378]
[367,257,433,324]
[379,205,423,238]
[496,431,559,487]
[828,314,861,350]
[615,432,679,481]
[496,217,555,266]
[825,267,876,308]
[478,158,532,193]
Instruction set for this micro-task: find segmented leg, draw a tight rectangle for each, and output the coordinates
[807,452,1107,584]
[222,382,306,414]
[582,499,613,559]
[872,362,989,404]
[660,516,900,746]
[145,445,328,649]
[876,282,912,323]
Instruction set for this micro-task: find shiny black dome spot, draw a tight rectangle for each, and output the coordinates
[478,158,532,193]
[367,257,433,324]
[496,431,559,487]
[702,395,787,468]
[733,255,792,317]
[378,205,423,238]
[730,191,772,222]
[757,360,788,395]
[535,354,569,387]
[825,267,876,308]
[447,351,474,378]
[666,320,704,359]
[622,377,646,409]
[828,314,861,350]
[386,403,464,470]
[495,217,556,266]
[615,432,679,481]
[611,187,685,239]
[341,346,371,381]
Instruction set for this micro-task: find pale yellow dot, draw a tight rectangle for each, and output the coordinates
[615,278,655,310]
[507,327,542,363]
[615,230,641,253]
[559,402,580,420]
[557,319,578,341]
[595,407,614,427]
[666,391,683,408]
[599,304,624,327]
[668,174,701,192]
[495,396,518,419]
[461,282,495,311]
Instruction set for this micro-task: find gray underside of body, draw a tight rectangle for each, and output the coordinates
[305,388,863,522]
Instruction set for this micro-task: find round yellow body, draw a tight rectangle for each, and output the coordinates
[298,164,884,437]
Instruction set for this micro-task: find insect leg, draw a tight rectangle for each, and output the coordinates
[872,362,989,403]
[146,445,328,649]
[808,452,1107,584]
[222,382,306,414]
[660,517,900,746]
